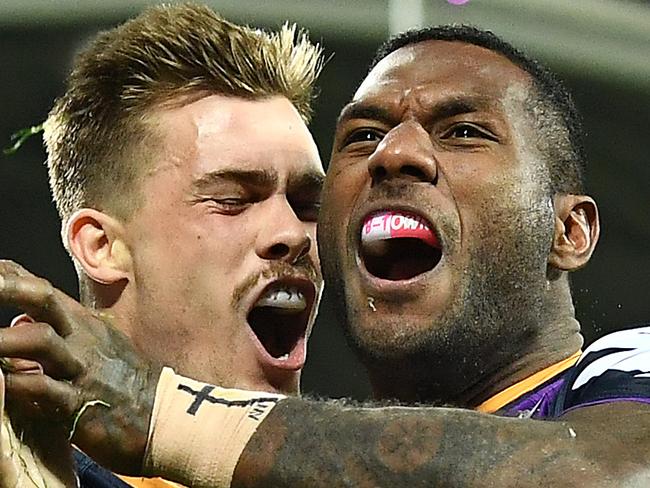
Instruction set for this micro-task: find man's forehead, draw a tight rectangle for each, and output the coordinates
[152,93,305,134]
[353,39,531,104]
[147,93,321,166]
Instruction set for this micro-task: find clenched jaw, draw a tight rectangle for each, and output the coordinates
[360,210,442,281]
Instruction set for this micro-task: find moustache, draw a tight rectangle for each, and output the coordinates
[367,180,417,202]
[231,254,321,309]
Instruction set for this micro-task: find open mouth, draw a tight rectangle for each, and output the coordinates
[247,283,312,362]
[360,210,442,281]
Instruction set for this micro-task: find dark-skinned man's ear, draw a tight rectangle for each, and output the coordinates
[548,194,600,271]
[66,208,133,284]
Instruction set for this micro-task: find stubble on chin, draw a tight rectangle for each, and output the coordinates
[333,192,555,395]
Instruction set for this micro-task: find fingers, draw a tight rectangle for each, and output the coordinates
[3,372,80,425]
[0,260,75,337]
[0,322,82,379]
[2,358,43,374]
[7,315,44,374]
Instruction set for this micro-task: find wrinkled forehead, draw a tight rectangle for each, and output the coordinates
[354,40,533,107]
[143,94,324,185]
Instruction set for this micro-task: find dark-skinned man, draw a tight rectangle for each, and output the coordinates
[2,25,649,488]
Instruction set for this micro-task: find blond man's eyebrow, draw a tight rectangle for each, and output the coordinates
[192,169,278,192]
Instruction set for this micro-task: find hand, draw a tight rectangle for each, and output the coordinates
[1,369,78,488]
[0,260,161,475]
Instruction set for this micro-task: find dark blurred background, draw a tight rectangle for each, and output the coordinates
[1,0,649,400]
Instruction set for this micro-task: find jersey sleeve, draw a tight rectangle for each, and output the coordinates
[561,325,650,413]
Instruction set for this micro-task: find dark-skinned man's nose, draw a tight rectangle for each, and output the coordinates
[367,120,437,185]
[256,199,312,264]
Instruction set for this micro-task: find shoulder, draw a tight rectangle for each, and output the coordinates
[581,325,650,354]
[562,325,650,411]
[574,325,650,387]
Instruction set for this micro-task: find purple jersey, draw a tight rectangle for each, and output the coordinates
[497,326,650,419]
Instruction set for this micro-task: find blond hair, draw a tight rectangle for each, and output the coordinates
[44,3,323,222]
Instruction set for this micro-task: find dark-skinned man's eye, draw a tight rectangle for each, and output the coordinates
[443,124,497,141]
[341,128,383,147]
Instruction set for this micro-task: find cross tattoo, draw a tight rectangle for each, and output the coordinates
[178,384,221,415]
[177,383,282,415]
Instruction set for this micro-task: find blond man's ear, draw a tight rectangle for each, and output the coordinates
[66,209,133,285]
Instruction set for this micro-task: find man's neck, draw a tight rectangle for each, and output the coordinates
[368,321,582,407]
[462,318,583,408]
[367,283,583,407]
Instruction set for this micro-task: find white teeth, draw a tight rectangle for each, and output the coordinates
[254,286,306,311]
[278,353,290,361]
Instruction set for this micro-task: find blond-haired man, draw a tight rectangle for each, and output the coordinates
[1,3,324,487]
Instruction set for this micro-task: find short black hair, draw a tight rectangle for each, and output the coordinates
[371,25,586,194]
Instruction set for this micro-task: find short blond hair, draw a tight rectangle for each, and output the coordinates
[44,3,323,222]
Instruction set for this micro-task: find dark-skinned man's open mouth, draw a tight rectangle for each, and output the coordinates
[360,210,442,281]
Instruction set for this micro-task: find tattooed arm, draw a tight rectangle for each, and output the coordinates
[233,399,650,488]
[1,261,648,487]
